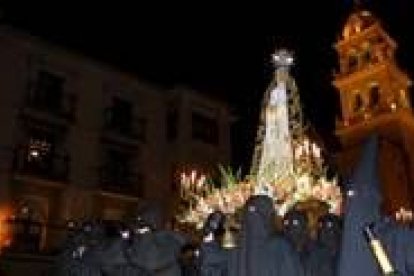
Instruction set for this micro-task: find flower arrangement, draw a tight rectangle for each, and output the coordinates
[176,139,343,229]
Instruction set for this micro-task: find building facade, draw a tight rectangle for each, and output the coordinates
[0,26,233,252]
[333,8,414,214]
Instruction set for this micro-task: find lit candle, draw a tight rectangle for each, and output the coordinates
[312,143,321,159]
[303,139,310,154]
[191,170,197,184]
[191,170,197,192]
[197,175,206,192]
[295,144,303,160]
[180,173,186,196]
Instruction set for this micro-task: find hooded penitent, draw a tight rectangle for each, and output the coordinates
[282,209,309,258]
[197,210,234,276]
[88,221,151,276]
[373,217,414,276]
[125,206,187,276]
[338,134,383,276]
[305,214,342,276]
[53,220,103,276]
[238,195,304,276]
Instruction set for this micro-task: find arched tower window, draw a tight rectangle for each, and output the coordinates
[348,49,359,73]
[362,42,372,64]
[369,84,380,108]
[353,93,363,112]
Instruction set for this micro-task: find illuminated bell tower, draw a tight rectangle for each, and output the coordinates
[333,8,414,213]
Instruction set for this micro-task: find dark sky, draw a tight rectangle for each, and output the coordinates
[2,0,414,171]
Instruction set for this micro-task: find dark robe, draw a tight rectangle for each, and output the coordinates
[373,218,414,276]
[54,223,102,276]
[196,211,236,276]
[197,240,231,276]
[180,243,199,276]
[305,214,342,276]
[92,235,151,276]
[338,135,383,276]
[282,209,310,263]
[237,195,304,276]
[127,230,186,276]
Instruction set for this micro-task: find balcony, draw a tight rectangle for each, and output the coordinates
[337,103,407,130]
[102,118,146,140]
[20,92,77,125]
[12,146,70,183]
[98,167,144,197]
[101,111,146,147]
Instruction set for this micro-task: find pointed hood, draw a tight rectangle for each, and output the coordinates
[238,195,276,276]
[338,134,382,276]
[351,134,381,201]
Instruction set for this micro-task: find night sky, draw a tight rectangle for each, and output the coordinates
[2,1,414,172]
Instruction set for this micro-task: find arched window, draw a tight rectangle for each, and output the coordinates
[353,93,363,112]
[348,50,359,72]
[369,84,380,108]
[362,42,372,64]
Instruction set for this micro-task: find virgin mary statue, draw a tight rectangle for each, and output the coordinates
[251,49,304,189]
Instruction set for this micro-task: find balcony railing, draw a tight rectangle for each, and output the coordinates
[23,92,77,122]
[98,167,144,197]
[12,146,70,182]
[103,109,146,142]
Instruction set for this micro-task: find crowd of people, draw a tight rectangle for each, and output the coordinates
[54,136,414,275]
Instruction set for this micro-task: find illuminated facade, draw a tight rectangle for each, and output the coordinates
[333,8,414,213]
[0,26,233,252]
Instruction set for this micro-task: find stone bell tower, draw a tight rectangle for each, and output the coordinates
[333,7,414,214]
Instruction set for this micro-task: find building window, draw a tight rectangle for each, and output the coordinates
[104,97,133,135]
[31,71,65,112]
[27,138,52,164]
[13,131,69,181]
[191,112,219,145]
[100,149,141,195]
[362,42,372,64]
[348,54,358,72]
[363,49,372,64]
[166,108,178,142]
[9,204,44,253]
[369,85,380,108]
[103,149,130,185]
[353,93,363,112]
